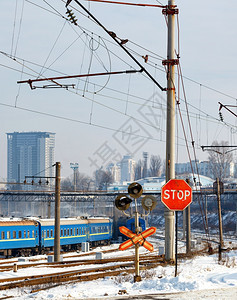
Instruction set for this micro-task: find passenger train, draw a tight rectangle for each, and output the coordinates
[0,217,113,256]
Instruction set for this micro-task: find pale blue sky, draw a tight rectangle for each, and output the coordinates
[1,0,237,180]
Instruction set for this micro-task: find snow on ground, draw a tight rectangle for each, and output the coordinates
[0,244,237,299]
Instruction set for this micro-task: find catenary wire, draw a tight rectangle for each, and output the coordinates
[25,0,237,103]
[0,52,235,132]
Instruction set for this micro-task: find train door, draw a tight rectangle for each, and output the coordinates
[86,225,90,242]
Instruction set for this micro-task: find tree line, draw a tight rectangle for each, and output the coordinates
[60,140,236,191]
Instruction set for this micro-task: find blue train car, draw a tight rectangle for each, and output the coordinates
[126,217,146,233]
[0,219,39,256]
[39,218,89,251]
[88,218,113,246]
[39,217,113,251]
[0,217,114,256]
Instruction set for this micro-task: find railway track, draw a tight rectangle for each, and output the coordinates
[0,247,119,268]
[0,255,165,292]
[0,242,235,296]
[0,252,160,272]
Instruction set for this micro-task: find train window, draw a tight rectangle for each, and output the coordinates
[79,228,81,235]
[51,230,53,237]
[1,232,5,240]
[27,231,30,238]
[13,231,16,239]
[35,231,38,238]
[76,228,78,235]
[67,229,69,236]
[7,231,10,239]
[70,229,73,236]
[24,231,26,238]
[47,230,49,238]
[32,231,34,238]
[61,229,63,236]
[44,230,46,238]
[19,231,22,239]
[64,229,66,236]
[42,230,44,238]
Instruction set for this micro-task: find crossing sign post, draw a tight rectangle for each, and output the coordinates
[161,179,192,277]
[161,179,192,211]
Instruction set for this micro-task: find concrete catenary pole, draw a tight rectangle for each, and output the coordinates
[164,0,177,261]
[54,162,61,262]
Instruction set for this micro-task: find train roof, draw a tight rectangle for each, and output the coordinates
[38,218,88,226]
[0,217,111,227]
[0,220,38,226]
[38,217,111,226]
[87,218,110,224]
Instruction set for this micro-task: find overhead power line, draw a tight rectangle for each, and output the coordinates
[66,0,166,91]
[83,0,165,8]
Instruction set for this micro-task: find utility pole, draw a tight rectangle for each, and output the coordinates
[216,178,224,249]
[54,162,61,262]
[163,0,178,261]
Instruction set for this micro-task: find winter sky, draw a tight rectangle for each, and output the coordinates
[1,0,237,180]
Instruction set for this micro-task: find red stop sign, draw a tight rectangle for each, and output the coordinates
[161,179,192,211]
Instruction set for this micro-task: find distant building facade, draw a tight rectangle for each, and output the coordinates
[7,132,55,185]
[107,163,121,183]
[175,159,235,179]
[175,160,212,177]
[120,155,136,183]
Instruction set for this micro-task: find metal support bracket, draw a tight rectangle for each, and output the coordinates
[162,6,179,15]
[162,59,179,66]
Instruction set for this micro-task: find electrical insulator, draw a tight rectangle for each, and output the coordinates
[66,9,78,25]
[219,111,224,122]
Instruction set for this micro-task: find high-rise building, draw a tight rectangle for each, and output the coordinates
[7,132,55,185]
[120,155,136,183]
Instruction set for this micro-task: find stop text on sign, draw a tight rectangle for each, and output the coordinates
[163,189,191,201]
[161,179,192,211]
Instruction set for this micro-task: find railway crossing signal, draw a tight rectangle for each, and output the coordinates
[128,182,143,198]
[119,226,156,252]
[114,182,157,282]
[115,194,132,211]
[161,179,192,211]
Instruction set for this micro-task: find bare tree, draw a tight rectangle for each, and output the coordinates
[61,173,93,191]
[94,168,113,190]
[208,141,233,180]
[61,177,73,191]
[149,155,162,177]
[134,159,143,180]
